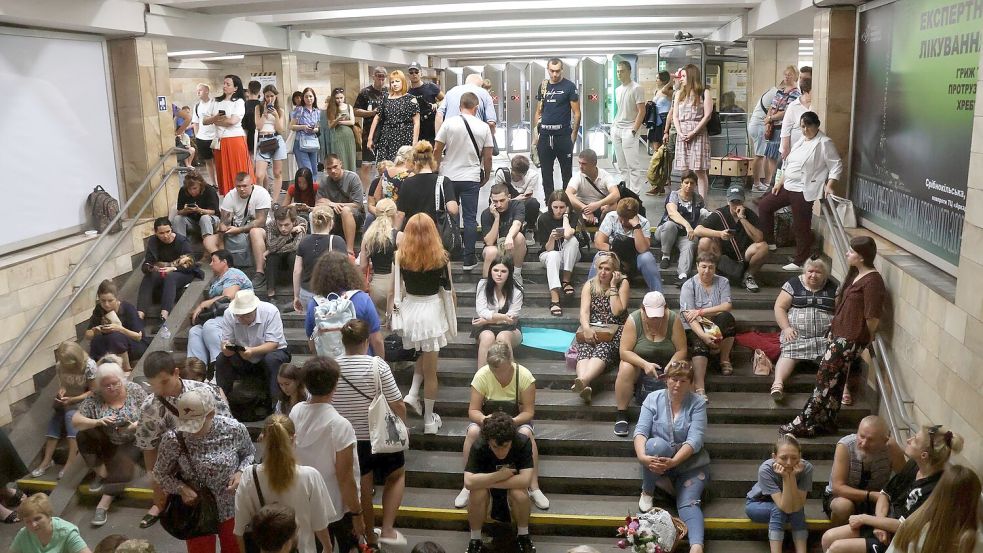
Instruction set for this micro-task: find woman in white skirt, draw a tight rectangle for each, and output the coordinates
[360,198,398,326]
[391,213,454,434]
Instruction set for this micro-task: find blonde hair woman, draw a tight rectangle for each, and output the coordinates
[11,493,91,553]
[233,415,333,553]
[573,252,629,403]
[33,342,95,480]
[360,198,399,323]
[887,464,981,553]
[292,206,346,312]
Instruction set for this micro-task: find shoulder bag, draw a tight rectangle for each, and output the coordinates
[460,115,487,182]
[242,466,299,553]
[390,255,405,333]
[159,432,220,540]
[575,323,619,343]
[712,208,746,282]
[481,364,521,417]
[438,264,458,338]
[434,175,463,256]
[339,357,410,454]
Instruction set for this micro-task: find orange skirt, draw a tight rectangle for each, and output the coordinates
[214,135,253,195]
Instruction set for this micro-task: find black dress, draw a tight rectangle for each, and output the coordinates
[375,94,419,163]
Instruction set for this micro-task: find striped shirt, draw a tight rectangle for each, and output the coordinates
[332,355,403,440]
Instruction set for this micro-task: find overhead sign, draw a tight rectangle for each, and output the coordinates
[157,96,167,112]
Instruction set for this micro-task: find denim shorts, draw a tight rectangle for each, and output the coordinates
[256,134,288,162]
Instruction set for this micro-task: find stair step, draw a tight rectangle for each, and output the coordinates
[449,263,799,287]
[408,419,842,460]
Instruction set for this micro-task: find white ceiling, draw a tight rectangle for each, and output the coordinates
[152,0,819,62]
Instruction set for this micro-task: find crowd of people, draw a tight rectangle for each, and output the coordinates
[6,62,981,553]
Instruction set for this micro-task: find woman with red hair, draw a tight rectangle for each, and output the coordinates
[391,213,452,435]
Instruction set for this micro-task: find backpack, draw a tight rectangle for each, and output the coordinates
[86,185,122,234]
[311,291,359,358]
[228,377,272,423]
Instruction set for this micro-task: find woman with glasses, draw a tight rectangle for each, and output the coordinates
[321,87,357,172]
[71,360,147,527]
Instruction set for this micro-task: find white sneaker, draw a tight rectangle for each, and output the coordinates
[513,268,523,288]
[454,487,470,508]
[638,492,654,513]
[424,413,442,434]
[782,262,801,271]
[752,182,770,193]
[529,489,550,510]
[404,394,422,416]
[767,243,777,251]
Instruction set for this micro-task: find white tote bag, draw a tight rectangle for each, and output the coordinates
[828,194,857,228]
[366,357,409,453]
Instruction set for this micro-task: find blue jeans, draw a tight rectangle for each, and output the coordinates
[641,437,707,546]
[745,498,808,542]
[188,318,223,363]
[46,408,79,439]
[588,250,663,292]
[294,141,319,181]
[449,179,480,264]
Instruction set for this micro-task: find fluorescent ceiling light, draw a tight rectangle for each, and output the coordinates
[383,29,705,44]
[167,50,215,57]
[323,16,733,35]
[198,55,245,61]
[415,39,672,50]
[445,46,649,56]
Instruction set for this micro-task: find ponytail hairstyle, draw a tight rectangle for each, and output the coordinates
[340,319,371,353]
[363,198,397,255]
[836,236,877,304]
[411,140,438,173]
[261,414,298,494]
[891,464,980,553]
[923,424,964,468]
[309,206,335,234]
[773,433,801,455]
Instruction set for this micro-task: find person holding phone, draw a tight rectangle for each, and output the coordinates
[84,280,148,373]
[694,185,768,293]
[254,84,288,205]
[534,191,580,317]
[614,291,687,437]
[173,171,221,258]
[203,75,253,195]
[215,290,290,406]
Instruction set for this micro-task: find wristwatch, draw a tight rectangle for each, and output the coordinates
[632,223,642,230]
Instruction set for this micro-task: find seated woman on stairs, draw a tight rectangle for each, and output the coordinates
[573,252,630,404]
[745,433,813,553]
[678,252,737,402]
[32,342,95,480]
[454,342,549,512]
[472,256,523,370]
[187,249,253,367]
[633,360,709,553]
[534,190,581,317]
[85,280,149,373]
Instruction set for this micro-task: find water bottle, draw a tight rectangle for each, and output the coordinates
[158,323,172,351]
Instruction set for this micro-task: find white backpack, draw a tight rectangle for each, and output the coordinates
[311,291,358,358]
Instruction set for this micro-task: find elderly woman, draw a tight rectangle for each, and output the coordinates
[763,66,801,185]
[187,249,253,365]
[71,361,147,527]
[781,236,886,437]
[758,111,843,271]
[85,280,148,372]
[454,342,548,511]
[679,252,737,401]
[155,388,255,553]
[633,361,709,553]
[472,256,523,370]
[771,258,838,402]
[574,252,630,404]
[614,291,688,437]
[10,493,91,553]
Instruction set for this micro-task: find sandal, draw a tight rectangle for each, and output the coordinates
[562,281,575,296]
[549,301,562,317]
[720,361,734,376]
[3,511,19,524]
[770,383,785,402]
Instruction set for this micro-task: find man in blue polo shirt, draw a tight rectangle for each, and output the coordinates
[533,58,581,198]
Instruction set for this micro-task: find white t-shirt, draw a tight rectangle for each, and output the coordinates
[566,168,618,206]
[493,169,546,211]
[614,82,646,128]
[220,185,273,226]
[749,87,778,126]
[436,113,493,182]
[289,401,359,524]
[192,99,217,140]
[233,464,336,553]
[781,98,814,145]
[211,98,246,138]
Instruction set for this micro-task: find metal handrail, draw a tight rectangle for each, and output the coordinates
[0,147,186,396]
[819,197,917,443]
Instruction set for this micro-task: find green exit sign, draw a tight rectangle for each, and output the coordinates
[658,60,667,71]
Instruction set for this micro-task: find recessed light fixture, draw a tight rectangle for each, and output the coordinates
[198,55,246,61]
[167,50,216,57]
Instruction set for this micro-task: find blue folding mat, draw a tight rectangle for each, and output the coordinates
[520,327,575,353]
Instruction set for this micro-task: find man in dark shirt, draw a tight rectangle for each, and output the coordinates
[694,185,768,292]
[316,155,366,255]
[533,58,581,198]
[243,80,262,154]
[480,184,527,283]
[137,217,195,321]
[464,413,536,553]
[407,61,441,144]
[354,67,389,185]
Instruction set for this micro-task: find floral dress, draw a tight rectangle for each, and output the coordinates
[76,382,148,445]
[576,291,628,365]
[375,94,419,163]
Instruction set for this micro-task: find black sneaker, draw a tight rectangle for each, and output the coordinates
[614,420,630,437]
[517,535,536,553]
[659,256,670,269]
[252,272,267,289]
[466,538,484,553]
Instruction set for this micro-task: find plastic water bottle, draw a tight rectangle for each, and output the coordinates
[158,323,172,351]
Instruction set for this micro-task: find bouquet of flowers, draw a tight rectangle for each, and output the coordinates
[616,508,687,553]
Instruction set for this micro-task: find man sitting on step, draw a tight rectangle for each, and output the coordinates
[822,415,906,527]
[564,148,620,226]
[693,185,768,293]
[480,184,528,285]
[215,289,291,406]
[464,412,537,553]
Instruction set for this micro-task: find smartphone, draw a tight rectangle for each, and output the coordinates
[186,202,198,209]
[224,343,246,353]
[218,109,226,116]
[266,103,275,112]
[725,228,737,236]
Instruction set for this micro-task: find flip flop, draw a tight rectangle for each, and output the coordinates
[720,361,734,376]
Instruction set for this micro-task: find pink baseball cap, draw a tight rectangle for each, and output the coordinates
[642,291,667,318]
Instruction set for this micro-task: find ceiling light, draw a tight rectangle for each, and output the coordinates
[382,29,688,44]
[167,50,215,57]
[323,16,734,35]
[417,39,673,50]
[197,55,245,61]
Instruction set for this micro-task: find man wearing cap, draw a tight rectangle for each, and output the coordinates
[354,66,389,186]
[215,289,290,403]
[694,186,768,292]
[408,62,441,144]
[589,197,662,292]
[612,291,687,436]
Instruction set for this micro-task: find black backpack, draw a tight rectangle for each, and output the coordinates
[228,377,272,423]
[86,185,122,234]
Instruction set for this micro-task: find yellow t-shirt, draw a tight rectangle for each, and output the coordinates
[471,364,536,402]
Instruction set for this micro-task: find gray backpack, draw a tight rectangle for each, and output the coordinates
[86,185,122,234]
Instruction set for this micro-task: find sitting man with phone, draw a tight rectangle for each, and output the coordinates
[694,185,768,293]
[463,412,537,553]
[215,289,290,406]
[480,184,527,284]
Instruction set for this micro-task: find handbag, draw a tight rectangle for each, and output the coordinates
[258,137,278,154]
[340,357,409,454]
[384,333,418,362]
[752,348,774,376]
[706,108,722,136]
[697,316,723,345]
[575,323,619,343]
[438,264,458,338]
[828,194,857,228]
[193,297,231,326]
[391,257,404,333]
[481,364,521,417]
[434,176,463,256]
[298,132,320,153]
[159,433,220,540]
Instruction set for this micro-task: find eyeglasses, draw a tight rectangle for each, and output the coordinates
[103,381,123,390]
[333,88,344,94]
[926,424,952,448]
[408,69,420,74]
